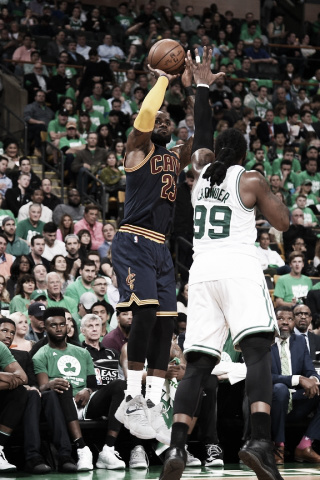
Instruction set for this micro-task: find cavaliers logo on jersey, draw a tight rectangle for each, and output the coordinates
[126,267,136,290]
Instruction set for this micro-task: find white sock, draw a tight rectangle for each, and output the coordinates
[145,376,165,405]
[126,369,144,398]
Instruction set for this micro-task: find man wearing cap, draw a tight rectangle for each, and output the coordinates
[292,180,319,209]
[46,271,77,313]
[71,132,108,193]
[76,292,98,330]
[0,233,14,278]
[107,110,127,143]
[25,302,47,342]
[2,217,29,257]
[47,109,69,149]
[30,289,47,305]
[65,259,96,304]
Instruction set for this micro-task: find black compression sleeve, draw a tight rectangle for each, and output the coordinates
[191,86,214,156]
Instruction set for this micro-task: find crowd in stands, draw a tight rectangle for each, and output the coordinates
[1,0,320,474]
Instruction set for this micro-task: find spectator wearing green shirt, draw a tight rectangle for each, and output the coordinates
[46,271,78,314]
[298,158,320,197]
[65,259,96,304]
[87,83,110,117]
[274,252,313,308]
[59,122,86,186]
[15,203,45,244]
[2,216,29,257]
[272,147,301,176]
[0,337,28,471]
[291,180,319,208]
[279,159,300,198]
[82,97,105,127]
[9,273,35,314]
[245,147,272,178]
[48,108,69,150]
[293,195,319,227]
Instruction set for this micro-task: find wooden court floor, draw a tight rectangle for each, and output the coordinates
[4,464,320,480]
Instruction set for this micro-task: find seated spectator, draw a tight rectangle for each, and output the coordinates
[98,33,125,63]
[65,259,96,303]
[274,252,313,308]
[76,33,90,60]
[177,282,188,315]
[74,204,104,250]
[53,188,84,226]
[99,151,123,193]
[46,30,66,61]
[23,62,50,103]
[0,232,14,278]
[47,108,68,150]
[17,188,52,223]
[25,301,47,342]
[41,178,62,212]
[293,195,319,227]
[0,335,28,472]
[56,214,74,242]
[82,97,104,127]
[0,274,10,313]
[77,111,95,142]
[66,314,80,345]
[23,90,54,156]
[272,307,320,465]
[42,222,67,261]
[32,265,47,291]
[48,62,76,107]
[2,137,21,170]
[98,222,116,259]
[78,48,114,98]
[33,307,128,471]
[46,271,77,311]
[299,157,320,197]
[71,132,107,194]
[180,5,200,33]
[9,273,35,314]
[96,124,113,150]
[0,156,11,196]
[245,84,273,119]
[101,309,132,353]
[77,229,92,258]
[88,82,110,117]
[59,122,86,185]
[283,208,317,261]
[64,5,84,31]
[9,156,41,191]
[26,234,50,272]
[6,255,32,298]
[12,32,35,75]
[16,204,45,245]
[66,38,85,66]
[256,231,286,273]
[9,312,32,351]
[50,254,73,294]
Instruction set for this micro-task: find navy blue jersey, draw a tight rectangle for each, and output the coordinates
[120,144,180,235]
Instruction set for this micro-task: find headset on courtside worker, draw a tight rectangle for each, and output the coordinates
[159,47,290,480]
[112,53,194,443]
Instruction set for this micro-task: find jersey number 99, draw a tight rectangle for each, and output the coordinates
[194,205,232,239]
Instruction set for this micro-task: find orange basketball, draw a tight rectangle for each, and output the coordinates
[148,39,185,75]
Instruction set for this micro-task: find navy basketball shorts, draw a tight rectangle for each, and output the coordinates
[112,231,177,316]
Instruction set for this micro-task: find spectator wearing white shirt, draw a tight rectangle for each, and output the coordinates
[257,232,286,273]
[17,189,52,223]
[97,34,125,63]
[42,222,67,261]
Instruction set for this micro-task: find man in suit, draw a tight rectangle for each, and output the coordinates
[293,304,320,361]
[257,109,275,146]
[23,62,50,103]
[272,307,320,464]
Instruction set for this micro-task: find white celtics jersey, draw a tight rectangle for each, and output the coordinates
[189,164,261,285]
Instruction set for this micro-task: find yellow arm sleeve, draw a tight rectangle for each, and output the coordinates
[133,75,169,132]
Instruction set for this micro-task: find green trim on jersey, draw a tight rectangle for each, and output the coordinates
[236,170,254,212]
[184,345,221,358]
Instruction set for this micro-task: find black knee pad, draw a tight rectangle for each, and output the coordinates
[239,332,274,366]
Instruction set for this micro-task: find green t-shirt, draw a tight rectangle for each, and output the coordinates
[6,237,29,256]
[272,157,301,175]
[82,97,110,117]
[0,341,16,370]
[298,172,320,196]
[9,295,31,314]
[65,277,94,304]
[59,137,86,150]
[274,274,312,302]
[291,192,318,208]
[245,158,272,176]
[89,111,105,128]
[33,343,95,396]
[48,118,67,135]
[16,219,45,243]
[46,294,78,316]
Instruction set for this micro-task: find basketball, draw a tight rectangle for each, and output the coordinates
[148,39,185,75]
